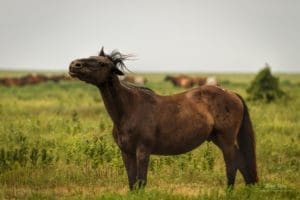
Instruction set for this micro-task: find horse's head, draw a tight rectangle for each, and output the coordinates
[69,47,127,85]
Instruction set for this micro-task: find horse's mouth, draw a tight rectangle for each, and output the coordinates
[68,66,83,78]
[68,71,78,78]
[68,71,90,83]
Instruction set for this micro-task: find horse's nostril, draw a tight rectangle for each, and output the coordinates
[75,63,81,67]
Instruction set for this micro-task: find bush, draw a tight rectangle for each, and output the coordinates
[247,65,285,102]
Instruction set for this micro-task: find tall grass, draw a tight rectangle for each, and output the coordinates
[0,72,299,199]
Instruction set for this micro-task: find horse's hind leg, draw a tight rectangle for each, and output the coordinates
[234,147,255,184]
[212,133,255,187]
[211,134,237,187]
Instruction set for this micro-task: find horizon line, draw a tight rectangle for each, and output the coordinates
[0,68,300,74]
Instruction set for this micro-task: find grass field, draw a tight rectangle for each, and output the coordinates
[0,71,299,199]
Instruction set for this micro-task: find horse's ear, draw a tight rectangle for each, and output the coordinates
[99,46,105,56]
[112,67,124,75]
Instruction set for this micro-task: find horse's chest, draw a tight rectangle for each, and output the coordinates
[115,132,136,153]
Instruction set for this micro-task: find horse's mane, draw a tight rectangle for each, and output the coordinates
[106,50,133,73]
[120,81,154,94]
[100,48,152,94]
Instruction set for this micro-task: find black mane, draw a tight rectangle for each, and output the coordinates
[120,81,154,94]
[107,50,133,73]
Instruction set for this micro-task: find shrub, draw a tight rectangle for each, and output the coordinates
[247,64,285,102]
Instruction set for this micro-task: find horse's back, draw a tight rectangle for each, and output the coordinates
[191,85,244,136]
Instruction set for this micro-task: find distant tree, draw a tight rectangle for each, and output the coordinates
[247,63,285,102]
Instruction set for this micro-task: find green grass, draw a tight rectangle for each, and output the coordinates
[0,72,299,199]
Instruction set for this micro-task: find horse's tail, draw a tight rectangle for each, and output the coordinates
[236,94,258,184]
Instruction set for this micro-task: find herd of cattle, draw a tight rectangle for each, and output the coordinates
[0,73,217,88]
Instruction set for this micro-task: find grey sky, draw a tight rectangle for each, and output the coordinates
[0,0,299,72]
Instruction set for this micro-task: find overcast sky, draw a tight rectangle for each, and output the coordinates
[0,0,299,72]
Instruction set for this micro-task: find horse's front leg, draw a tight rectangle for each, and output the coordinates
[136,144,150,189]
[121,151,137,190]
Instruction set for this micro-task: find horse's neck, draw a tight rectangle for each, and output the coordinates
[98,76,133,126]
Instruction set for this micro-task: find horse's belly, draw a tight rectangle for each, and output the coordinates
[152,129,210,155]
[151,103,214,155]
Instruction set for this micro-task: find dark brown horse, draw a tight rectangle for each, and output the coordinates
[69,48,258,190]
